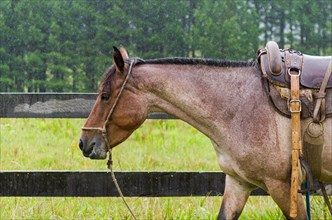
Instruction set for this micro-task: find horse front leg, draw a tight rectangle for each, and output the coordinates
[218,175,254,220]
[265,179,308,220]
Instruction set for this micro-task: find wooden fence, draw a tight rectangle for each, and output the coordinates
[0,93,317,197]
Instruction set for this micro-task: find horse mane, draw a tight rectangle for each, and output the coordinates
[100,57,255,91]
[137,57,255,67]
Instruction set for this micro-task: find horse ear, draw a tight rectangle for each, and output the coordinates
[112,46,124,73]
[119,47,129,59]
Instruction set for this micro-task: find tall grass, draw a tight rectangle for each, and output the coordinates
[0,118,330,219]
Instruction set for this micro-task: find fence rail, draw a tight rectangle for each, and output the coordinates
[0,171,269,197]
[0,92,175,119]
[0,93,323,197]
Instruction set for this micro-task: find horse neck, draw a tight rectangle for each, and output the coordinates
[135,63,265,141]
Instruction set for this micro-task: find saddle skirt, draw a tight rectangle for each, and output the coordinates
[257,46,332,119]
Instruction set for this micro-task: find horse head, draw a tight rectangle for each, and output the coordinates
[79,47,148,159]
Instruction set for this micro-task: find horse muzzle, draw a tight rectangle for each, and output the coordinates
[79,136,108,159]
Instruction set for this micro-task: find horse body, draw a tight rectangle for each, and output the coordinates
[80,48,331,219]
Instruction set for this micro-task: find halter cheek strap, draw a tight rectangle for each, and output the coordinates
[81,59,135,149]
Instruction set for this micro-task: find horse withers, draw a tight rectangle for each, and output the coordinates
[79,47,332,219]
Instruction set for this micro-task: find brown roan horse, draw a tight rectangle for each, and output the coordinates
[80,47,332,219]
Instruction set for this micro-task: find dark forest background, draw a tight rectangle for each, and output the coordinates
[0,0,331,92]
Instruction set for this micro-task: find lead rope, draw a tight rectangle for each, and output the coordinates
[82,60,137,219]
[107,149,137,220]
[104,61,137,219]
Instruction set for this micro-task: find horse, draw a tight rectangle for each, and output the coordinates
[79,47,332,219]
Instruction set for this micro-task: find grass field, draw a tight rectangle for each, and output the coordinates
[0,118,330,219]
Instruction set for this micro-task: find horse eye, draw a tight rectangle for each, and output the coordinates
[100,93,110,101]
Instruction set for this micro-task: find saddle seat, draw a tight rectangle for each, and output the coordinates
[259,49,332,89]
[301,55,332,89]
[257,41,332,119]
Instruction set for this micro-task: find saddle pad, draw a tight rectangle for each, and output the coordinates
[269,84,332,119]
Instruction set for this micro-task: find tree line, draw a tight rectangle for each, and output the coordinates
[0,0,331,92]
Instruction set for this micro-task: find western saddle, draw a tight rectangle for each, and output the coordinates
[257,41,332,120]
[257,41,332,217]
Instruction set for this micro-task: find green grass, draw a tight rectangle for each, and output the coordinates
[0,118,330,219]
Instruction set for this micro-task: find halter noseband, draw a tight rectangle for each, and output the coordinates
[81,59,135,149]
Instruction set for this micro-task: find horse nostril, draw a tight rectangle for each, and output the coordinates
[79,139,84,150]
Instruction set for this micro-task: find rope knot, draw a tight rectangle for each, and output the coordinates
[107,151,113,169]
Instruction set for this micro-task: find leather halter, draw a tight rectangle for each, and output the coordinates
[81,59,135,149]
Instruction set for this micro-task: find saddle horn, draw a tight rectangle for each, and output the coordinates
[266,41,282,74]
